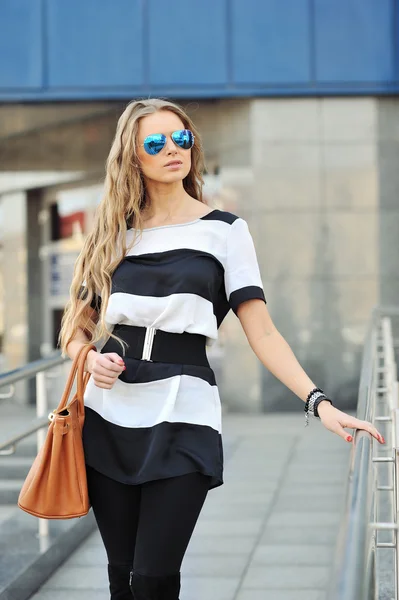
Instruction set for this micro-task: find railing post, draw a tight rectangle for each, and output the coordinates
[395,447,399,600]
[35,371,49,539]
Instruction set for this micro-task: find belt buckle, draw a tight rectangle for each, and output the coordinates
[141,327,156,361]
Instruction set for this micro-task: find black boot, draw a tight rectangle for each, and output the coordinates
[108,564,133,599]
[129,571,180,599]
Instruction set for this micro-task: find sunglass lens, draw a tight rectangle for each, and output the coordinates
[143,134,166,155]
[172,129,194,150]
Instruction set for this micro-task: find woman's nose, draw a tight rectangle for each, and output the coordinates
[165,136,177,153]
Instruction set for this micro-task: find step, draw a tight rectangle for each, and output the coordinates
[0,456,33,479]
[0,479,25,504]
[0,505,17,525]
[0,508,96,600]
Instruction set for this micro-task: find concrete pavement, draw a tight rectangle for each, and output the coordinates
[30,412,351,600]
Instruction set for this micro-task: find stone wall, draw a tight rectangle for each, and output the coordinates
[193,98,380,412]
[377,99,399,309]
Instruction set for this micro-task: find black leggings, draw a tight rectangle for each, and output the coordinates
[86,465,210,595]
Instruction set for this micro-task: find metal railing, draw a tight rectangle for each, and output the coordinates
[0,352,69,537]
[328,306,399,600]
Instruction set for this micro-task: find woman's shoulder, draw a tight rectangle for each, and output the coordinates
[203,208,242,226]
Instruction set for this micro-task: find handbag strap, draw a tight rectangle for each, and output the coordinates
[54,344,96,414]
[77,344,96,398]
[76,345,96,420]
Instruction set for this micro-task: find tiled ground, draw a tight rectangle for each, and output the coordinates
[30,413,351,600]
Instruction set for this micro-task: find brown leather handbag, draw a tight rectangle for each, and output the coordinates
[18,343,96,519]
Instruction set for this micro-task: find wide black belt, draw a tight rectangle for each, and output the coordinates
[101,324,209,368]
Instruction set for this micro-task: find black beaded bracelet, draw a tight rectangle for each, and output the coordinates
[304,387,324,415]
[304,387,332,426]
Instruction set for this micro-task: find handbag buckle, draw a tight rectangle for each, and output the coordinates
[141,327,156,361]
[48,410,56,423]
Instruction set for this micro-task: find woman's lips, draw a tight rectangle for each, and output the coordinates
[164,160,182,169]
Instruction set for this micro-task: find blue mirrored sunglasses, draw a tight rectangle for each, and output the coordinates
[142,129,195,156]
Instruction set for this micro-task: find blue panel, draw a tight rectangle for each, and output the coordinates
[315,0,394,82]
[232,0,311,84]
[1,0,399,100]
[148,0,228,85]
[0,0,42,88]
[396,0,399,82]
[47,0,143,87]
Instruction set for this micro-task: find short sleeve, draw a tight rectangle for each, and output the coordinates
[77,280,102,312]
[224,218,266,315]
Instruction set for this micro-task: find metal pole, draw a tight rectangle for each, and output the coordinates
[35,371,49,539]
[394,448,398,600]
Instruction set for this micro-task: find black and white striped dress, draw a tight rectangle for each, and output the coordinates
[82,209,266,490]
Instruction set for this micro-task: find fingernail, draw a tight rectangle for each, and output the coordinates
[123,366,126,370]
[382,437,386,444]
[346,435,353,443]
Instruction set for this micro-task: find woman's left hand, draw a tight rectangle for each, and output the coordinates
[317,401,385,444]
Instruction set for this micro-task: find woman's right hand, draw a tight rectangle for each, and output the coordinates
[86,350,126,389]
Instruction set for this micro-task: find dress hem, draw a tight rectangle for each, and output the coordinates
[85,460,224,491]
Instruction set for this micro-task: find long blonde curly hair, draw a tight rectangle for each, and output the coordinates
[58,98,206,356]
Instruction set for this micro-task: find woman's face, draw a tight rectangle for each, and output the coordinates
[137,110,192,185]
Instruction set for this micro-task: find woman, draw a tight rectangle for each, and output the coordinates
[59,98,384,600]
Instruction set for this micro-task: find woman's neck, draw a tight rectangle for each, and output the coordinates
[142,181,193,222]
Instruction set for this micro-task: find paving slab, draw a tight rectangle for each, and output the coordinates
[241,565,330,589]
[236,592,327,600]
[260,525,339,545]
[250,544,335,566]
